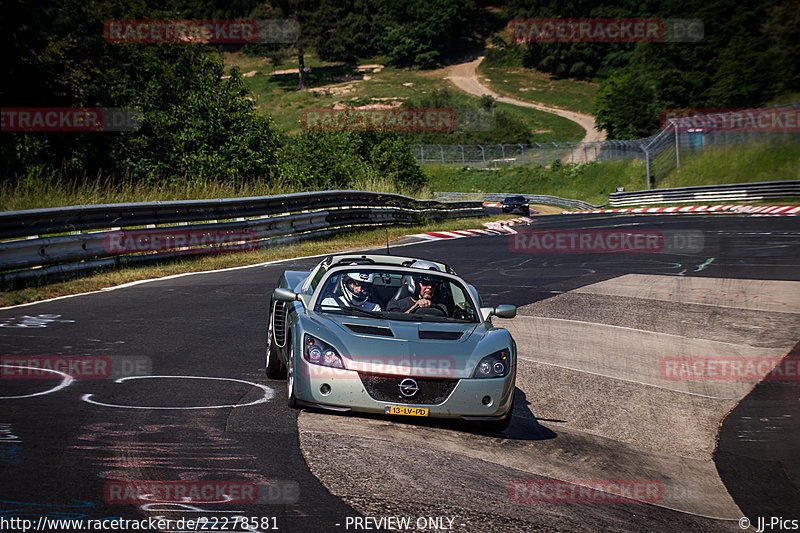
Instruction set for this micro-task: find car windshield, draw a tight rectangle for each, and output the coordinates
[314,268,479,323]
[504,196,525,204]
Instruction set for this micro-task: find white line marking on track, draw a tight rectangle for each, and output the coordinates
[0,364,74,399]
[81,375,274,409]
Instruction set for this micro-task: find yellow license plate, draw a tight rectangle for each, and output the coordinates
[385,406,429,417]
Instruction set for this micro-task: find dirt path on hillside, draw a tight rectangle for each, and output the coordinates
[443,57,606,156]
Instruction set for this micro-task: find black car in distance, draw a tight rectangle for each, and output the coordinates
[501,195,530,216]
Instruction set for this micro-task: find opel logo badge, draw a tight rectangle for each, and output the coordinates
[399,378,419,398]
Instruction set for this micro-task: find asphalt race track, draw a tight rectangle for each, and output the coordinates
[1,214,798,533]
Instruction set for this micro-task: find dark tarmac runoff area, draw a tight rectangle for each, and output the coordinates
[1,213,798,533]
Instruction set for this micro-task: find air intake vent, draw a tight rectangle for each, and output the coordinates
[345,324,394,337]
[418,330,463,340]
[272,300,287,347]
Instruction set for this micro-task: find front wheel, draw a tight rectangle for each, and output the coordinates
[265,299,286,379]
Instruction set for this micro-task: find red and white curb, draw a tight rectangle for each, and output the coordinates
[563,205,800,215]
[410,217,532,241]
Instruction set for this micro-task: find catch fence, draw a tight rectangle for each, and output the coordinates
[412,104,800,188]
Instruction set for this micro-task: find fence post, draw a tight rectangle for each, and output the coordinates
[519,144,525,167]
[672,120,679,169]
[553,142,559,161]
[479,145,485,169]
[568,143,574,163]
[458,144,464,166]
[645,148,652,189]
[440,145,445,166]
[500,144,505,167]
[537,143,542,166]
[419,145,424,164]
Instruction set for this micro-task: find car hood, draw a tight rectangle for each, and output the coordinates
[300,313,511,379]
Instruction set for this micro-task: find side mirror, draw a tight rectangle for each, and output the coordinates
[274,288,300,303]
[494,304,517,318]
[481,305,517,319]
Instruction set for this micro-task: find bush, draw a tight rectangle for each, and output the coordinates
[277,131,428,192]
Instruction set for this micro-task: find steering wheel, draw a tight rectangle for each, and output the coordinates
[412,306,446,317]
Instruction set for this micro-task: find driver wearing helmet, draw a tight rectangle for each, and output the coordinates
[322,271,382,311]
[387,261,449,315]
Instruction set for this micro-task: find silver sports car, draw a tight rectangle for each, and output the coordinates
[265,253,518,431]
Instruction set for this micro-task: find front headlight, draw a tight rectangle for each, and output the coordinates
[304,334,344,369]
[472,349,510,378]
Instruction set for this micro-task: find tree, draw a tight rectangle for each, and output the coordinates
[379,0,475,67]
[0,0,279,182]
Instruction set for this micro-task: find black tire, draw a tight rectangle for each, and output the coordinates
[480,391,515,433]
[265,299,286,379]
[286,336,298,409]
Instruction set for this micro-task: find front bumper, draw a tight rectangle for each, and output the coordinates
[293,361,515,419]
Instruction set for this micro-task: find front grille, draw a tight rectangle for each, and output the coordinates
[359,374,459,404]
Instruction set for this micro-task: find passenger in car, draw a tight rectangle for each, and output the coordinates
[321,272,382,311]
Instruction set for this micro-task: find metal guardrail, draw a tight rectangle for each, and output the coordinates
[609,180,800,207]
[434,192,601,210]
[0,191,484,285]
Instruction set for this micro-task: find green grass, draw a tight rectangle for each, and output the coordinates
[426,158,647,206]
[659,142,800,189]
[225,52,584,141]
[476,62,598,115]
[493,101,585,142]
[0,174,434,212]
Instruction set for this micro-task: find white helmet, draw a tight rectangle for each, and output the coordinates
[406,260,440,293]
[411,260,440,271]
[340,272,374,304]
